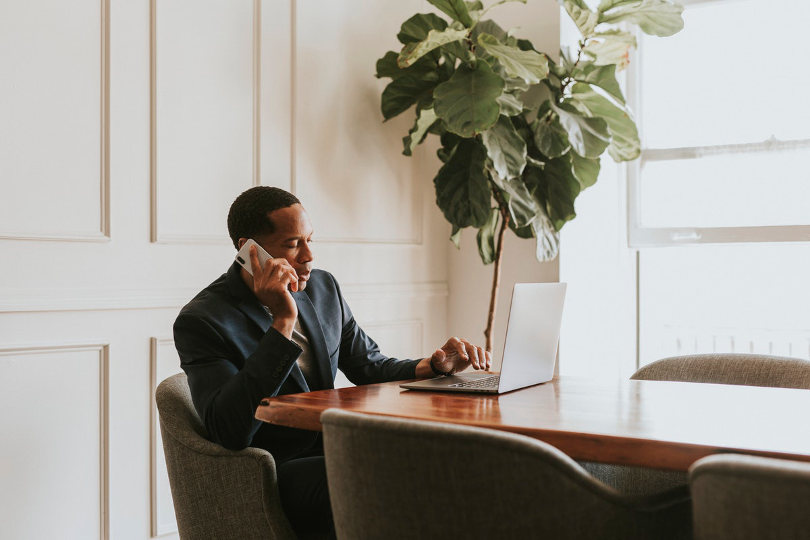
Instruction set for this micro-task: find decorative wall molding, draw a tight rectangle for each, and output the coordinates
[0,343,109,540]
[149,0,259,245]
[0,0,110,243]
[150,337,180,537]
[290,0,424,246]
[361,318,425,354]
[0,287,199,313]
[341,281,448,300]
[0,282,448,313]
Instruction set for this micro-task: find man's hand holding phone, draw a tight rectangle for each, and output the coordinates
[247,244,299,339]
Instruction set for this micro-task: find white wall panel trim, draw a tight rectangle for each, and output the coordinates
[0,287,198,313]
[290,0,424,246]
[341,282,448,300]
[0,282,448,312]
[361,318,425,352]
[289,0,297,195]
[150,337,178,537]
[0,343,110,539]
[0,0,110,243]
[150,0,260,244]
[253,0,262,189]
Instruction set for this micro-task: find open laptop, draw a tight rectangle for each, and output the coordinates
[400,282,566,394]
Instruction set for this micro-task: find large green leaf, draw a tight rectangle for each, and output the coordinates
[482,115,527,179]
[524,158,581,231]
[569,150,601,188]
[434,62,504,137]
[434,139,492,228]
[450,224,463,248]
[509,219,534,239]
[437,131,462,163]
[582,30,637,69]
[397,13,448,44]
[598,0,684,37]
[470,19,508,42]
[476,207,500,264]
[381,73,440,120]
[520,83,553,122]
[428,0,474,27]
[403,107,438,156]
[476,33,549,84]
[532,103,570,159]
[550,102,610,158]
[376,51,437,79]
[398,28,469,68]
[496,92,523,116]
[495,175,539,228]
[570,83,640,161]
[531,212,560,261]
[561,0,599,36]
[571,62,624,104]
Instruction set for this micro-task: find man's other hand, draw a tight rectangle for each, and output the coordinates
[249,244,298,338]
[429,337,491,375]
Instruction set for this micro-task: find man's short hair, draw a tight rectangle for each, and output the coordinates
[227,186,301,249]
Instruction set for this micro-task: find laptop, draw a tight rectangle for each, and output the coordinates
[400,282,566,394]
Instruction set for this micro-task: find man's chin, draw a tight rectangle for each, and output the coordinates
[296,280,307,292]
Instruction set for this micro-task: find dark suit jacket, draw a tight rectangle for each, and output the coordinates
[173,262,420,462]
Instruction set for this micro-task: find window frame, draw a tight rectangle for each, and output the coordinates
[625,0,810,247]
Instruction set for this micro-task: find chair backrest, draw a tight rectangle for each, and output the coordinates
[690,454,810,540]
[155,373,295,540]
[631,353,810,389]
[321,408,691,540]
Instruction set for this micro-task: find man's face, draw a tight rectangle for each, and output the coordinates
[240,203,315,291]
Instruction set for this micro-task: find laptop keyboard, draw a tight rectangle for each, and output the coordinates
[449,375,500,389]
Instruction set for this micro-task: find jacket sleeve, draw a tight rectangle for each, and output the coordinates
[173,313,302,450]
[332,275,421,384]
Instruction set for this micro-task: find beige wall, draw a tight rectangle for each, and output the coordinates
[0,0,559,537]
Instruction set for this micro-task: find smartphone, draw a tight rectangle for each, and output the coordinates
[235,238,272,276]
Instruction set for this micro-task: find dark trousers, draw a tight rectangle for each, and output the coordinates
[277,453,334,538]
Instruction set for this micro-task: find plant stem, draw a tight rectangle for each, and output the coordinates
[484,200,510,353]
[560,39,587,98]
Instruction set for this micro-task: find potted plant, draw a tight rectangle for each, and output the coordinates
[377,0,684,351]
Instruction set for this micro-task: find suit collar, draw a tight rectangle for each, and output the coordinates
[294,289,335,390]
[226,262,272,334]
[226,262,330,391]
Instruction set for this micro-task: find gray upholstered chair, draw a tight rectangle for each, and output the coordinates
[583,353,810,495]
[155,373,296,540]
[631,353,810,388]
[690,454,810,540]
[321,408,692,540]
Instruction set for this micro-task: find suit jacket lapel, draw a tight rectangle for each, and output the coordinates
[225,262,309,392]
[294,290,335,390]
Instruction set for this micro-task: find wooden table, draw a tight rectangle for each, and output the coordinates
[255,376,810,471]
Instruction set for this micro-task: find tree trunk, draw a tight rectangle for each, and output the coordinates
[484,206,510,353]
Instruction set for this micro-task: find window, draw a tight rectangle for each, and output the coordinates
[629,0,810,244]
[629,0,810,365]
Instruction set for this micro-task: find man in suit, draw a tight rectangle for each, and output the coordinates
[174,186,490,537]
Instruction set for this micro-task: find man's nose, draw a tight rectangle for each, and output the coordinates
[299,242,314,263]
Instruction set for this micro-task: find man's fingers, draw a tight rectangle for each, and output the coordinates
[476,347,488,370]
[277,266,299,292]
[463,340,480,369]
[452,339,469,362]
[484,349,492,370]
[249,244,262,272]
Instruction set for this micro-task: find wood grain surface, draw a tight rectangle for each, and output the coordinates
[255,376,810,471]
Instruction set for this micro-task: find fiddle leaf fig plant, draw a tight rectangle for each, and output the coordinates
[377,0,684,351]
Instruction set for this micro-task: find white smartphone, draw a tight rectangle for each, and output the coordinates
[235,238,272,276]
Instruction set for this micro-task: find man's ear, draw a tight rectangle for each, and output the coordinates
[237,238,248,250]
